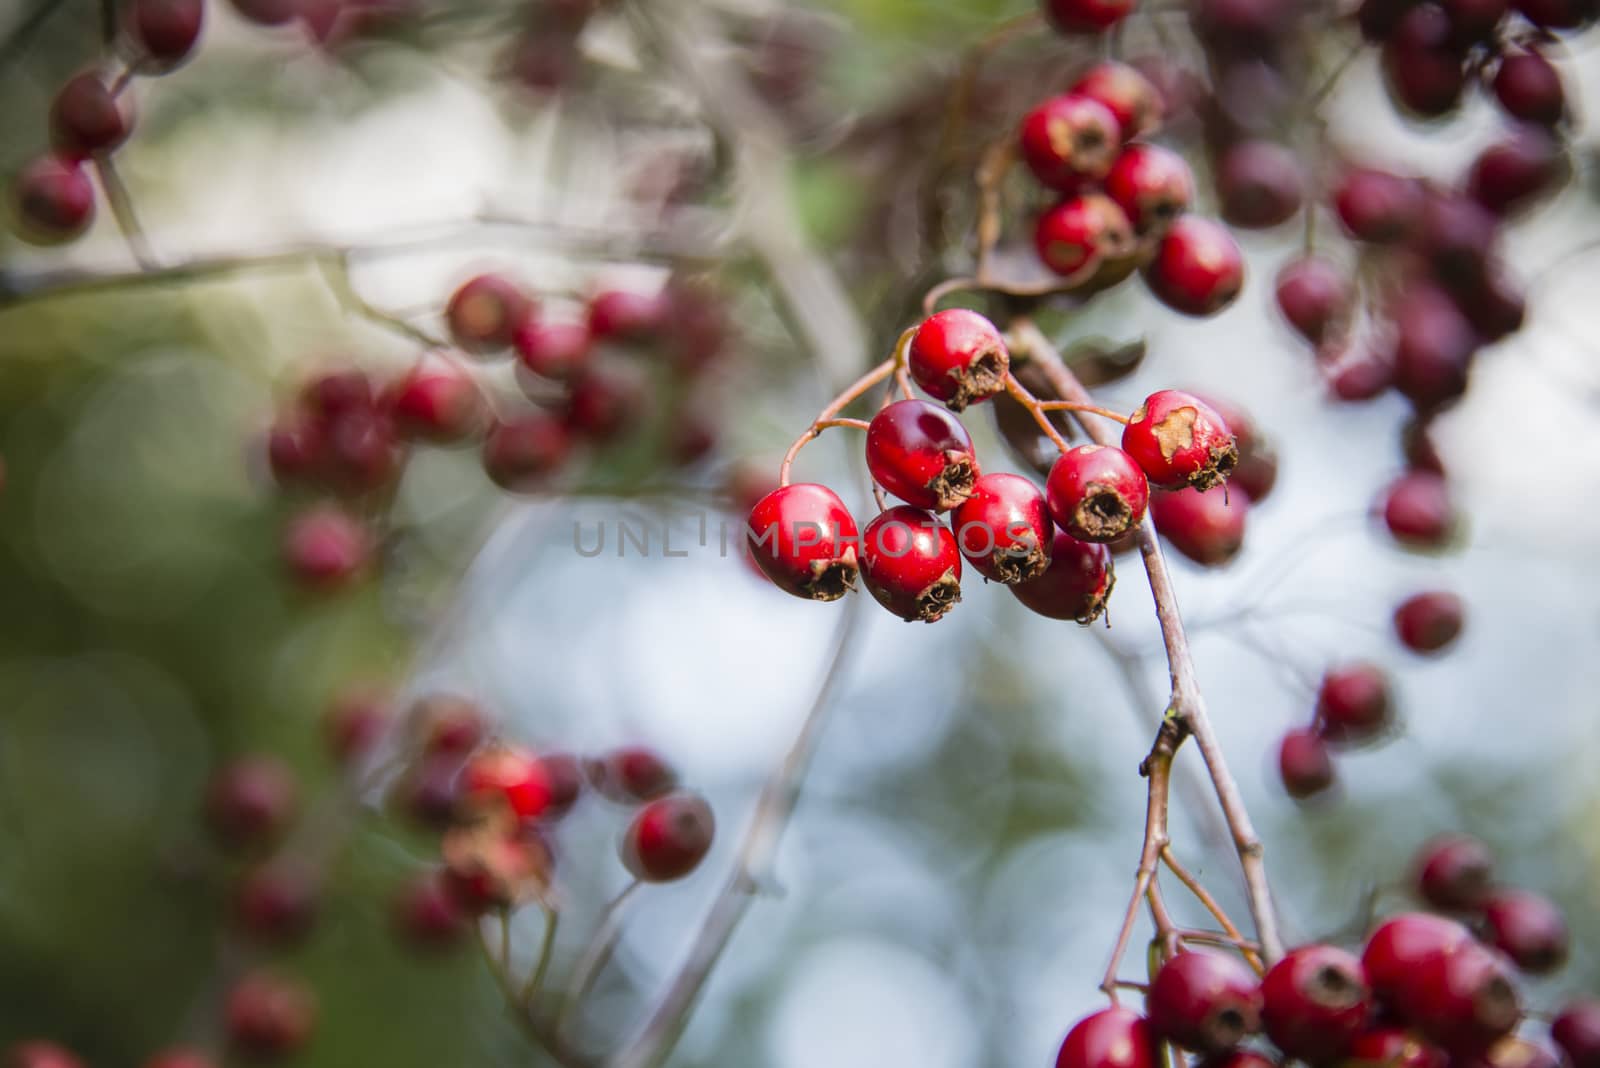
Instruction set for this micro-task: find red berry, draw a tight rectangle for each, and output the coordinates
[1415,834,1495,912]
[265,418,324,487]
[226,972,317,1057]
[1393,590,1463,653]
[1454,1038,1566,1068]
[12,156,95,244]
[1513,0,1596,30]
[50,72,133,159]
[387,357,487,443]
[1405,940,1522,1053]
[446,274,533,353]
[207,756,298,850]
[587,288,668,341]
[1122,390,1237,490]
[230,0,299,25]
[1482,890,1568,974]
[1146,950,1263,1053]
[234,860,320,945]
[1218,140,1304,229]
[1195,394,1275,501]
[1383,6,1468,117]
[323,685,388,767]
[563,366,644,441]
[1275,256,1352,344]
[1381,471,1457,550]
[1046,445,1149,543]
[1414,193,1498,289]
[1493,51,1566,126]
[482,413,570,492]
[1316,662,1392,746]
[1034,194,1137,281]
[513,319,591,380]
[1453,262,1526,342]
[1010,529,1114,623]
[950,471,1054,584]
[1070,62,1163,140]
[537,752,585,817]
[1391,284,1479,411]
[1553,998,1600,1068]
[1019,94,1123,191]
[392,870,467,951]
[908,309,1010,410]
[621,793,715,882]
[1362,912,1472,1006]
[461,745,553,822]
[5,1043,84,1068]
[1260,944,1372,1059]
[441,822,551,913]
[301,368,374,421]
[1468,125,1564,217]
[587,746,678,802]
[282,504,371,589]
[1442,0,1510,37]
[746,483,860,601]
[1327,347,1397,402]
[323,407,405,495]
[130,0,205,66]
[1103,143,1193,235]
[1144,216,1244,316]
[1335,168,1424,244]
[1042,0,1135,33]
[1278,728,1335,799]
[415,694,485,757]
[142,1050,217,1068]
[860,506,962,623]
[1194,0,1297,45]
[395,755,463,830]
[865,399,979,512]
[1151,484,1249,566]
[1054,1007,1159,1068]
[1347,1028,1448,1068]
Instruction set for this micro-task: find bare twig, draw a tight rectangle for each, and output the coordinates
[93,158,160,270]
[1100,716,1183,998]
[557,880,644,1041]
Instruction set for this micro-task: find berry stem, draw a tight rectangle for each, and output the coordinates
[778,357,896,485]
[1161,845,1264,973]
[92,157,159,270]
[1100,716,1182,1000]
[521,906,560,1006]
[555,879,643,1042]
[1034,399,1131,424]
[318,253,452,350]
[1001,371,1073,454]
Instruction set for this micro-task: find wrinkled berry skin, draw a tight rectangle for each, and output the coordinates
[1335,168,1423,243]
[447,274,533,353]
[1197,394,1275,502]
[1020,94,1123,191]
[12,156,96,244]
[50,73,133,159]
[746,483,860,601]
[1042,0,1137,35]
[1405,940,1522,1054]
[1146,950,1263,1053]
[1144,217,1244,316]
[1316,662,1392,746]
[1493,51,1565,126]
[951,472,1054,584]
[1415,834,1494,912]
[866,399,979,512]
[1482,890,1569,974]
[1150,484,1248,567]
[1071,62,1163,140]
[860,507,963,623]
[1552,998,1600,1068]
[1123,390,1237,490]
[1362,912,1472,1007]
[908,309,1010,411]
[1394,591,1464,653]
[1278,728,1335,800]
[1381,471,1457,550]
[1010,530,1114,623]
[1054,1007,1159,1068]
[621,793,715,882]
[1218,140,1303,229]
[1275,257,1351,345]
[587,746,677,803]
[1346,1028,1448,1068]
[1260,944,1372,1060]
[1047,445,1149,543]
[1034,194,1137,280]
[481,414,570,492]
[130,0,205,67]
[1104,143,1193,235]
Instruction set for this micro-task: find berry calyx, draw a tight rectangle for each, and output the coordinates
[1146,949,1263,1053]
[130,0,205,67]
[1103,143,1194,235]
[865,399,980,512]
[1346,1028,1448,1068]
[1149,484,1249,567]
[1415,834,1495,912]
[860,506,962,623]
[1217,140,1304,229]
[460,745,554,823]
[1010,529,1114,623]
[12,156,95,245]
[587,746,678,803]
[226,972,317,1057]
[1278,728,1335,800]
[50,73,133,159]
[1070,62,1163,140]
[207,756,298,851]
[746,483,860,601]
[282,504,372,590]
[1034,194,1137,280]
[481,413,570,492]
[1144,216,1244,317]
[1020,94,1123,191]
[1381,471,1458,550]
[621,793,715,882]
[951,472,1054,584]
[1481,890,1569,974]
[908,309,1010,411]
[1054,1007,1159,1068]
[1362,912,1472,1007]
[1275,256,1352,345]
[387,358,487,443]
[1552,998,1600,1068]
[1046,444,1150,543]
[1315,662,1392,747]
[1122,390,1237,490]
[1393,591,1464,653]
[446,274,533,353]
[1260,944,1373,1060]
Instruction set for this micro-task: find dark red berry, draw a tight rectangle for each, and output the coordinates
[1020,94,1123,191]
[1195,1054,1278,1068]
[537,752,584,817]
[1414,194,1498,288]
[1381,471,1457,550]
[1316,662,1392,746]
[950,471,1054,584]
[621,793,714,882]
[395,755,463,830]
[1275,257,1352,344]
[866,399,979,512]
[1383,6,1467,117]
[1042,0,1136,34]
[1468,125,1564,217]
[50,73,133,159]
[1054,1007,1158,1068]
[322,407,404,495]
[1260,944,1372,1059]
[5,1044,84,1068]
[1454,262,1526,342]
[1278,728,1335,799]
[207,756,298,850]
[230,0,299,25]
[1335,168,1424,243]
[1454,1038,1566,1068]
[1071,62,1162,140]
[746,483,860,601]
[482,413,570,492]
[1144,217,1244,316]
[587,288,668,341]
[416,694,485,757]
[393,870,467,951]
[587,746,678,803]
[908,309,1009,410]
[513,319,591,380]
[1046,445,1149,543]
[1512,0,1597,30]
[1552,998,1600,1068]
[1327,347,1397,402]
[1010,529,1114,623]
[301,369,373,421]
[1151,485,1248,566]
[1146,950,1263,1053]
[1482,890,1568,974]
[282,504,371,589]
[460,745,553,823]
[142,1050,216,1068]
[1441,0,1508,40]
[860,506,962,623]
[387,358,487,443]
[1103,143,1193,235]
[1193,394,1275,502]
[1122,390,1237,490]
[1393,591,1463,653]
[12,156,95,244]
[441,821,550,913]
[447,274,533,353]
[1493,51,1566,126]
[1405,940,1522,1053]
[1034,194,1137,280]
[1218,140,1304,229]
[1194,0,1297,45]
[234,860,320,945]
[1347,1028,1448,1068]
[130,0,204,66]
[563,366,644,441]
[226,972,317,1056]
[323,685,388,767]
[1415,835,1495,912]
[1362,912,1472,1006]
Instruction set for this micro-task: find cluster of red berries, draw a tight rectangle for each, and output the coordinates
[1055,833,1584,1068]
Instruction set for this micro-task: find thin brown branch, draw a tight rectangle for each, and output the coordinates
[1161,846,1264,973]
[1002,371,1073,454]
[556,880,643,1041]
[93,157,160,270]
[779,357,896,484]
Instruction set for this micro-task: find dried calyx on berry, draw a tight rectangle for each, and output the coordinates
[1046,444,1150,543]
[860,506,963,623]
[746,483,860,601]
[865,400,981,512]
[1123,390,1238,491]
[908,309,1010,411]
[952,472,1054,584]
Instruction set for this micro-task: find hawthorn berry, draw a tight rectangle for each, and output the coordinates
[4,1044,83,1068]
[1382,6,1467,117]
[282,504,371,590]
[1103,143,1193,235]
[1193,0,1298,46]
[207,756,298,850]
[1315,662,1392,746]
[951,471,1054,584]
[481,413,570,492]
[1217,140,1304,229]
[1335,168,1424,244]
[1275,256,1352,345]
[1041,0,1136,35]
[1346,1028,1448,1068]
[860,506,962,623]
[866,399,979,512]
[1552,998,1600,1068]
[746,483,860,601]
[387,358,487,443]
[234,860,321,946]
[1034,195,1137,280]
[1454,262,1527,342]
[908,309,1009,411]
[1260,944,1372,1059]
[1362,912,1472,1006]
[1442,0,1509,39]
[1393,591,1464,653]
[1070,62,1162,140]
[393,870,468,951]
[1010,529,1114,623]
[1122,390,1237,491]
[50,73,133,159]
[441,815,552,912]
[142,1050,217,1068]
[1054,1007,1158,1068]
[1493,51,1566,126]
[229,0,300,25]
[1146,950,1262,1053]
[395,756,464,830]
[537,752,585,817]
[1468,125,1565,217]
[1405,940,1522,1053]
[1454,1039,1566,1068]
[446,274,533,353]
[587,288,668,341]
[621,793,715,882]
[1278,727,1335,800]
[1195,1054,1278,1068]
[130,0,205,66]
[1415,834,1494,912]
[323,686,388,767]
[1327,347,1397,402]
[514,319,591,380]
[12,156,95,244]
[1197,395,1275,502]
[564,366,645,441]
[1414,194,1498,288]
[415,694,486,757]
[1046,445,1149,543]
[1144,217,1244,317]
[1019,94,1123,191]
[1381,471,1457,550]
[460,745,553,823]
[1513,0,1597,30]
[1482,890,1569,974]
[226,972,317,1056]
[587,746,678,803]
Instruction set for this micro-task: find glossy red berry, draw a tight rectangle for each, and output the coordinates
[1034,194,1137,280]
[5,1044,84,1068]
[1046,445,1149,543]
[860,506,962,623]
[130,0,205,66]
[866,399,979,512]
[621,793,714,882]
[1054,1007,1158,1068]
[1347,1028,1448,1068]
[1010,529,1114,623]
[1315,662,1392,746]
[12,156,95,244]
[1152,484,1249,565]
[1453,262,1526,343]
[1362,912,1472,1006]
[1071,62,1163,140]
[1218,140,1304,229]
[537,752,585,818]
[587,288,668,341]
[1381,471,1457,550]
[1278,728,1335,800]
[207,756,298,850]
[226,972,317,1056]
[1260,944,1372,1059]
[908,309,1009,411]
[460,745,553,822]
[1275,256,1352,344]
[142,1050,216,1068]
[1020,94,1123,191]
[50,73,133,159]
[1103,143,1193,236]
[1197,394,1275,502]
[1493,51,1566,126]
[1405,940,1522,1053]
[950,471,1054,584]
[481,413,570,492]
[387,357,487,443]
[587,746,678,803]
[1335,168,1423,243]
[1122,390,1237,490]
[282,504,371,589]
[1415,834,1494,911]
[1552,998,1600,1068]
[234,860,320,945]
[513,319,591,380]
[1482,890,1568,974]
[392,871,468,951]
[746,483,860,601]
[1146,950,1263,1053]
[446,274,533,353]
[1393,590,1463,653]
[1442,0,1509,38]
[1468,125,1564,217]
[1144,216,1244,316]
